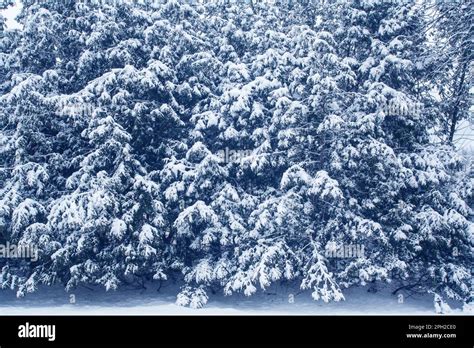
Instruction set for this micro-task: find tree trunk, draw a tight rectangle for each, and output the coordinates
[448,60,468,144]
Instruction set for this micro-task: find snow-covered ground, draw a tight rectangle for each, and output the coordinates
[0,283,470,315]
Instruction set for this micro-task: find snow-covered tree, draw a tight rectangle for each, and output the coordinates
[0,0,471,309]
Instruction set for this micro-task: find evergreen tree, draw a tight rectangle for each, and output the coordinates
[0,0,471,309]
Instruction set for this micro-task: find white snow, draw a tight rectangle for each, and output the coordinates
[0,283,469,315]
[110,218,127,239]
[1,1,22,30]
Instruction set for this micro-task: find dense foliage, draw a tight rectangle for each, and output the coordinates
[0,0,472,309]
